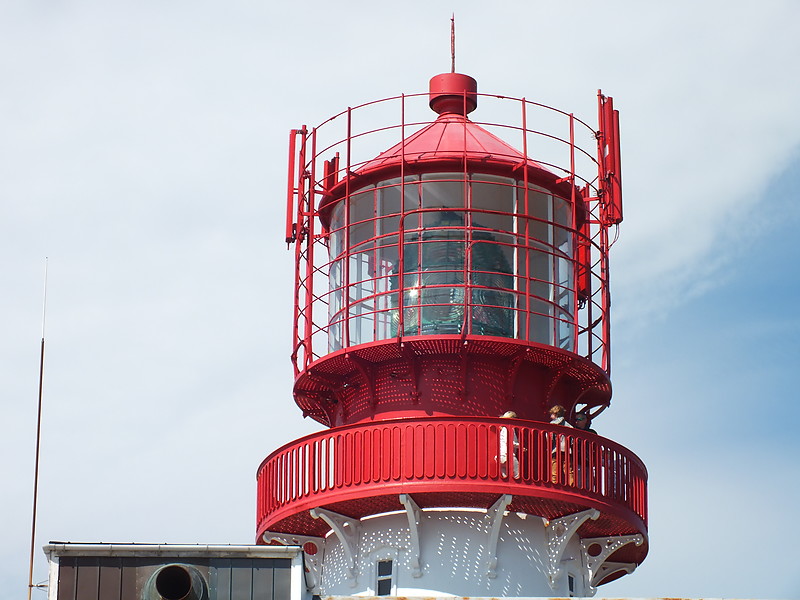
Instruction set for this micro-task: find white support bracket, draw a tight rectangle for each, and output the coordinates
[260,531,326,594]
[589,561,637,592]
[485,494,513,579]
[399,494,423,578]
[543,508,599,588]
[310,508,361,585]
[580,533,643,592]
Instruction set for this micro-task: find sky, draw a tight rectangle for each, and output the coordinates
[2,0,799,598]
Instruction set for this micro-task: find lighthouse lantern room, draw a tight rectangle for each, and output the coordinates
[257,70,647,598]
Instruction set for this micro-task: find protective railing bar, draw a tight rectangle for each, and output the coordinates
[308,118,439,181]
[323,270,581,326]
[306,91,597,141]
[316,161,600,210]
[325,298,574,338]
[333,211,579,258]
[326,239,590,295]
[313,146,597,196]
[471,119,598,169]
[256,418,647,529]
[316,311,604,361]
[320,183,596,238]
[307,270,606,360]
[317,120,539,170]
[308,106,600,188]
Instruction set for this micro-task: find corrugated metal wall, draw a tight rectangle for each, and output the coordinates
[55,555,292,600]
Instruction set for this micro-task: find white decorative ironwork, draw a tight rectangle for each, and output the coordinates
[543,508,599,588]
[399,494,423,578]
[260,531,326,594]
[310,508,361,584]
[580,533,643,592]
[485,494,513,578]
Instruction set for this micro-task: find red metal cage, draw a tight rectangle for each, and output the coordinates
[285,84,622,427]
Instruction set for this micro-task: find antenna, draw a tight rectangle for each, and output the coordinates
[27,258,48,600]
[450,14,456,73]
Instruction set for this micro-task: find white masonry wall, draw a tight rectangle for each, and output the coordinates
[318,508,588,598]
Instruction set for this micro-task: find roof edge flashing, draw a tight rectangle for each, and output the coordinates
[43,542,303,559]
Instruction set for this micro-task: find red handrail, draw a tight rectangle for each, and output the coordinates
[256,417,647,535]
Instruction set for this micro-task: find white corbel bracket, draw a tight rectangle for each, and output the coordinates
[260,531,325,594]
[580,533,643,592]
[486,494,513,579]
[310,508,361,585]
[543,508,599,588]
[588,560,637,592]
[399,494,423,578]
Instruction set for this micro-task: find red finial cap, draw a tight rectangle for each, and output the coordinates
[429,73,478,115]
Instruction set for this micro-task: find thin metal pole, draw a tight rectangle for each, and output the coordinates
[27,258,48,600]
[451,15,456,73]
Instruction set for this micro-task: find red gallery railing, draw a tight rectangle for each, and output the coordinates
[256,418,647,537]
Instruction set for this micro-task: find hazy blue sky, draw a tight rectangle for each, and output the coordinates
[2,1,799,598]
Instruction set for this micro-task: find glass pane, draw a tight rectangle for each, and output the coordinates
[421,173,465,206]
[350,188,374,222]
[377,578,392,596]
[471,236,514,284]
[423,209,464,230]
[375,235,398,296]
[421,174,465,228]
[399,178,422,232]
[554,195,571,228]
[328,318,343,352]
[328,260,343,316]
[399,231,422,281]
[472,176,514,234]
[556,255,572,309]
[377,560,392,577]
[527,298,552,344]
[526,245,552,302]
[349,189,375,247]
[378,177,419,235]
[350,221,374,247]
[349,250,374,303]
[350,300,375,345]
[557,308,573,349]
[420,285,464,335]
[520,186,551,247]
[378,179,402,216]
[397,306,420,336]
[374,305,395,341]
[470,290,515,337]
[329,201,346,258]
[377,214,399,237]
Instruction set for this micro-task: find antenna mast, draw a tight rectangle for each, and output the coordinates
[450,14,456,73]
[27,258,48,600]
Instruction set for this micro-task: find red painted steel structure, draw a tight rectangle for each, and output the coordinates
[261,72,646,570]
[257,417,646,562]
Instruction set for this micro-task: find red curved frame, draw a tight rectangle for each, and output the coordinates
[256,417,647,556]
[286,91,622,383]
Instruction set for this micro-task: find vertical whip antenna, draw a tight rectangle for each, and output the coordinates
[27,258,48,600]
[450,14,456,73]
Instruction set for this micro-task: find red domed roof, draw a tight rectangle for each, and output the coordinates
[356,111,552,178]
